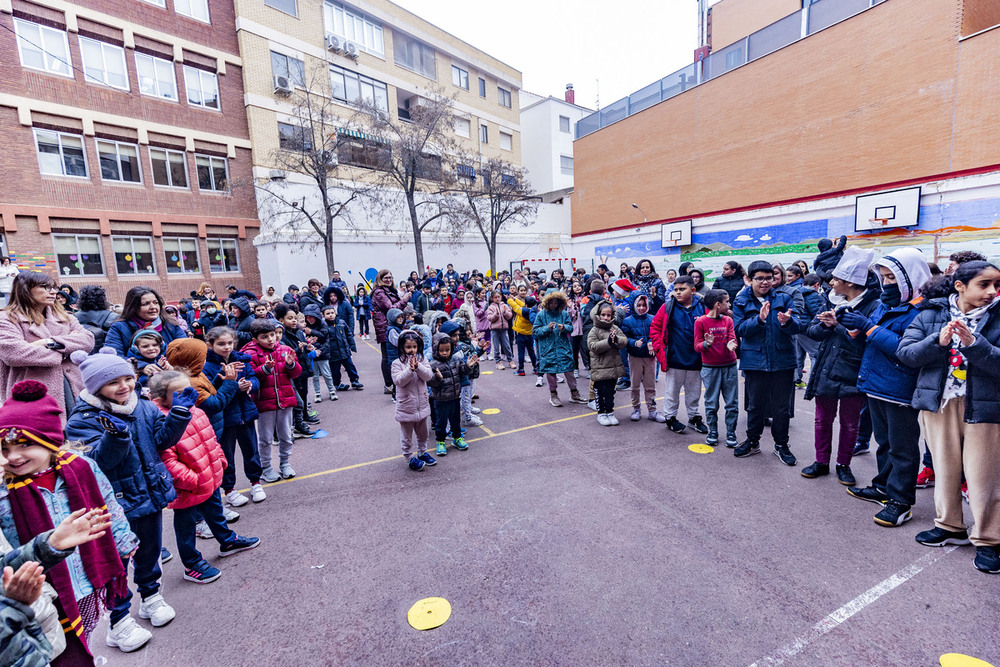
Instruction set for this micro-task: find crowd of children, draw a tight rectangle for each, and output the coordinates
[1,244,1000,664]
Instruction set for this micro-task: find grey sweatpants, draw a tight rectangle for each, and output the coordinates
[400,419,430,458]
[256,407,294,470]
[663,368,702,420]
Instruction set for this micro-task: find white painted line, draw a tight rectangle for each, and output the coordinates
[748,546,959,667]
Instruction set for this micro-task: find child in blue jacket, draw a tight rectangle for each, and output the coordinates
[354,286,372,340]
[621,293,659,422]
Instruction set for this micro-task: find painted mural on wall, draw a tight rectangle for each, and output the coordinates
[594,196,1000,280]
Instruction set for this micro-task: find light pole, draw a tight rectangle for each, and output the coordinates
[632,202,647,223]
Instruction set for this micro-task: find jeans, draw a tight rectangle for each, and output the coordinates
[813,394,865,466]
[856,400,873,446]
[331,356,359,385]
[491,329,513,362]
[701,365,739,437]
[257,407,294,470]
[619,349,631,382]
[745,369,794,445]
[110,511,162,625]
[663,368,702,420]
[358,317,369,336]
[794,335,819,383]
[571,334,587,370]
[434,399,462,441]
[380,341,392,388]
[292,376,309,423]
[594,379,616,414]
[869,396,922,506]
[173,489,237,567]
[515,333,538,372]
[220,423,263,491]
[461,383,474,421]
[312,359,335,394]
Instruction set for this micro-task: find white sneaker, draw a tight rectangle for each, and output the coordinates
[251,483,267,503]
[630,408,642,421]
[587,400,598,411]
[573,370,579,378]
[466,415,483,426]
[106,616,152,652]
[225,490,249,507]
[470,406,481,414]
[195,520,213,539]
[557,375,565,383]
[223,507,240,523]
[138,592,175,627]
[279,462,296,479]
[314,392,322,403]
[535,376,544,387]
[608,414,620,426]
[597,413,612,426]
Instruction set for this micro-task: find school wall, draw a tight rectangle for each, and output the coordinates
[708,0,801,50]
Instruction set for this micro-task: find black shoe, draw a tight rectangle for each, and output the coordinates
[974,546,1000,574]
[836,464,856,486]
[874,500,913,527]
[688,416,709,434]
[773,444,796,466]
[303,415,320,425]
[846,486,889,505]
[336,384,351,391]
[734,440,760,458]
[915,526,972,547]
[351,381,364,390]
[801,462,829,478]
[293,424,314,438]
[665,417,686,433]
[615,379,630,391]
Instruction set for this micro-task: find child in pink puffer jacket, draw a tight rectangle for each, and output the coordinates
[391,331,435,472]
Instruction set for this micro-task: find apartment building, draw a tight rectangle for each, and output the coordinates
[0,0,260,303]
[234,0,523,287]
[519,85,592,200]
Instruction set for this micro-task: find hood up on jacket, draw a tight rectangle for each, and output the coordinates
[230,296,251,318]
[386,308,404,327]
[432,332,453,360]
[440,320,462,336]
[302,304,323,322]
[541,291,568,313]
[322,286,347,307]
[873,247,931,303]
[165,337,207,375]
[631,293,650,314]
[426,310,449,333]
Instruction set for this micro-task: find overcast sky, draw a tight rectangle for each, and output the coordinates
[397,0,716,111]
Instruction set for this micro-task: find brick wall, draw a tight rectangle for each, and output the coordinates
[570,0,993,235]
[709,0,801,50]
[961,0,1000,36]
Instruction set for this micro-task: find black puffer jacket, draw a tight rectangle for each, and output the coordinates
[427,333,468,401]
[712,274,746,303]
[897,297,1000,422]
[804,289,881,399]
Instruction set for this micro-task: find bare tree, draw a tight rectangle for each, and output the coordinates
[445,157,539,276]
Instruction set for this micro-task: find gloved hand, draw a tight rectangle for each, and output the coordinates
[838,311,870,331]
[96,412,128,434]
[171,386,198,411]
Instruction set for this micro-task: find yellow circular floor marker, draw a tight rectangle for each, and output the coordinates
[688,444,715,454]
[940,654,996,667]
[482,408,500,415]
[407,597,451,630]
[481,370,494,375]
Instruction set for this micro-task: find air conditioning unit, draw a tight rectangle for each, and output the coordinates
[344,41,359,59]
[325,34,342,52]
[273,75,292,95]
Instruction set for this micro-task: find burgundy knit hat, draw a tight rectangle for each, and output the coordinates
[0,380,64,450]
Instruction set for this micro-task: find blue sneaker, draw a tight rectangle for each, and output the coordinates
[436,441,447,456]
[183,559,221,584]
[408,456,425,471]
[219,535,260,558]
[853,441,870,456]
[453,437,468,451]
[418,452,437,466]
[159,547,172,564]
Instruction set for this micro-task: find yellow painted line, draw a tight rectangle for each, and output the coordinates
[479,425,496,436]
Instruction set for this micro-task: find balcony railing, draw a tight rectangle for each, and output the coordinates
[575,0,888,139]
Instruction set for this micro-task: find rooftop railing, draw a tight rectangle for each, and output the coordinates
[576,0,888,139]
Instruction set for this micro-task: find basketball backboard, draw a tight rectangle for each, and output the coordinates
[661,220,693,248]
[855,187,921,232]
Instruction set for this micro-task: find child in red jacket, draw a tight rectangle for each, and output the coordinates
[694,289,739,447]
[148,372,260,585]
[242,319,302,483]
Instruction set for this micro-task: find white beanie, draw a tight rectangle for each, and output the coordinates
[831,246,874,286]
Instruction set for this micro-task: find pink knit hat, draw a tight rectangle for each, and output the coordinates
[0,380,65,450]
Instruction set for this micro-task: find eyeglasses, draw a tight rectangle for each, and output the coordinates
[752,276,774,283]
[39,284,59,291]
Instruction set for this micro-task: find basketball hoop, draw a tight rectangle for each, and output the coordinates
[663,240,680,248]
[869,218,889,229]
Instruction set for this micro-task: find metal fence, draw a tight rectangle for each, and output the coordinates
[576,0,889,139]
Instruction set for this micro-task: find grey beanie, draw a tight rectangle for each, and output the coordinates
[71,347,137,395]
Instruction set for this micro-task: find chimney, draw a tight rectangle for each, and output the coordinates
[565,83,574,105]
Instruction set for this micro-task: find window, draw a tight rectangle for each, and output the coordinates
[501,174,517,187]
[560,155,574,175]
[175,0,210,23]
[97,140,141,183]
[499,131,512,151]
[13,19,72,78]
[163,238,200,274]
[141,0,166,6]
[559,115,571,133]
[53,235,104,277]
[456,163,475,180]
[183,65,219,110]
[498,87,512,108]
[329,65,388,112]
[415,153,442,181]
[149,148,188,188]
[270,51,305,87]
[207,238,240,273]
[336,135,390,170]
[135,53,177,100]
[451,65,468,90]
[112,236,156,275]
[478,77,486,97]
[479,124,488,144]
[195,155,228,192]
[454,117,470,138]
[79,37,129,90]
[278,122,312,151]
[35,130,88,178]
[324,2,384,55]
[393,32,435,79]
[265,0,297,16]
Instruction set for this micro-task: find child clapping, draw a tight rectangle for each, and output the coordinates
[391,331,436,471]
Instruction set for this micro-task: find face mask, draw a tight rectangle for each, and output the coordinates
[880,282,902,307]
[207,307,217,315]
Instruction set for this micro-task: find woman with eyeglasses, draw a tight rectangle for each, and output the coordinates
[371,269,413,393]
[0,271,95,417]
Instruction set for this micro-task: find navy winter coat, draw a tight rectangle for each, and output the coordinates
[203,348,260,427]
[897,297,1000,422]
[803,289,881,399]
[802,287,829,320]
[65,397,189,519]
[621,311,654,358]
[732,289,802,371]
[856,298,927,405]
[106,320,186,358]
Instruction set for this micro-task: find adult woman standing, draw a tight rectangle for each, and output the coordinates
[632,258,666,315]
[0,256,19,306]
[713,261,747,303]
[105,286,187,358]
[371,269,412,393]
[0,271,94,416]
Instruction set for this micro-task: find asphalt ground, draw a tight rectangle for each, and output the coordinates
[98,341,999,667]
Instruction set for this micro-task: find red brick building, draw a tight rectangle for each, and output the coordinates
[0,0,260,303]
